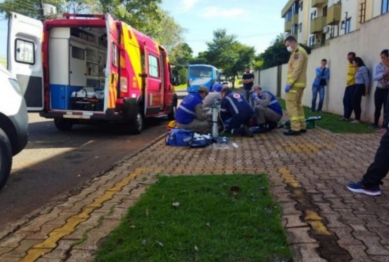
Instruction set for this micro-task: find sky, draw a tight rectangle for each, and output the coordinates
[160,0,285,56]
[0,0,285,58]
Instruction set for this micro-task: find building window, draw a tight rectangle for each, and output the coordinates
[285,10,292,22]
[323,6,328,16]
[310,10,316,20]
[309,36,315,46]
[299,1,303,11]
[382,0,389,14]
[299,23,302,32]
[292,1,299,15]
[342,18,352,34]
[345,17,351,33]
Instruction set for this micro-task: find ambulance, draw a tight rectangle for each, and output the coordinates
[7,12,178,134]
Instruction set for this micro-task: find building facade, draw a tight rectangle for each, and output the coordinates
[282,0,389,49]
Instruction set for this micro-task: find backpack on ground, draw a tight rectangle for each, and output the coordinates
[165,129,194,146]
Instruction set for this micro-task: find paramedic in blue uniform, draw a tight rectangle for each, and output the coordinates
[176,86,211,133]
[220,87,254,137]
[251,85,283,132]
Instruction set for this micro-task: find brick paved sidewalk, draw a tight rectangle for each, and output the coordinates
[0,127,387,262]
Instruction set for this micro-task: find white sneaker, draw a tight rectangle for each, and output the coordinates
[350,120,360,124]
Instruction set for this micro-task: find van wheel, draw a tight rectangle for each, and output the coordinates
[54,118,73,131]
[168,94,178,121]
[0,128,12,191]
[128,109,143,134]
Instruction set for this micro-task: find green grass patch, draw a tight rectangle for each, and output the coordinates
[278,99,374,134]
[174,84,187,91]
[94,175,292,262]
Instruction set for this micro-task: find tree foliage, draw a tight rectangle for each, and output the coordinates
[169,43,193,66]
[99,0,162,37]
[152,11,185,53]
[262,33,311,70]
[199,29,255,87]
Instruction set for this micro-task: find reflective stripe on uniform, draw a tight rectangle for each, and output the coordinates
[226,96,239,114]
[269,100,278,105]
[288,90,297,93]
[178,105,195,115]
[294,82,306,87]
[298,116,305,120]
[220,108,227,112]
[291,116,300,121]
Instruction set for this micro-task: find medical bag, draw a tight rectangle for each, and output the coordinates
[165,129,194,146]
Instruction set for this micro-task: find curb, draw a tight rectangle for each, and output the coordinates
[0,132,166,241]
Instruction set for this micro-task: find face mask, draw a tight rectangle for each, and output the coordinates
[287,46,293,52]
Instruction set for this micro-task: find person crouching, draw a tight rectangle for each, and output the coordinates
[176,86,211,133]
[220,87,254,137]
[251,85,283,132]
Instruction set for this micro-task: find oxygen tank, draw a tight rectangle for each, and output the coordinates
[212,100,220,138]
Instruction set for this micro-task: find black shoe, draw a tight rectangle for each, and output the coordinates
[300,129,307,133]
[283,130,301,136]
[241,125,254,138]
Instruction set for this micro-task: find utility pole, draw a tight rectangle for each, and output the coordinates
[39,0,44,21]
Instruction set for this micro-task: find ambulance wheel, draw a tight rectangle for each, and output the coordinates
[168,94,178,121]
[54,118,73,131]
[0,128,12,191]
[128,110,143,135]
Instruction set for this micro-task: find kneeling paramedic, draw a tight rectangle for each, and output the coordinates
[176,86,211,133]
[251,85,283,132]
[203,83,228,110]
[220,87,254,137]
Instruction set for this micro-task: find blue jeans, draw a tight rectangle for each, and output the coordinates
[311,85,325,112]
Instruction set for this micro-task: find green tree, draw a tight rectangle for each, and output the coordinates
[99,0,163,36]
[190,51,208,65]
[262,33,311,70]
[0,0,64,19]
[169,42,193,66]
[203,29,255,88]
[152,11,185,53]
[253,53,264,70]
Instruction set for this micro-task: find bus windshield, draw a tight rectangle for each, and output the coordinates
[189,66,213,78]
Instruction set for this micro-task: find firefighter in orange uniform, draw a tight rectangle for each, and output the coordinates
[284,35,309,136]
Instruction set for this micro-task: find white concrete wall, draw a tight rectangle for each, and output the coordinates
[253,70,260,85]
[372,0,383,17]
[259,12,389,124]
[259,67,278,95]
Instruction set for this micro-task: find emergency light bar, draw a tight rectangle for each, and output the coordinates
[62,13,106,20]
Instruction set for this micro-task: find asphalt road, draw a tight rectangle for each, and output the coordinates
[0,113,167,231]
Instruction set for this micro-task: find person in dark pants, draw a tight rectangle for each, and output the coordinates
[242,67,254,101]
[347,130,389,196]
[373,50,389,133]
[341,52,357,121]
[350,57,370,124]
[220,87,254,137]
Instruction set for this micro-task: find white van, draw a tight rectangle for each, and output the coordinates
[0,64,29,190]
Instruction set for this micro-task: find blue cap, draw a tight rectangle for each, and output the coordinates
[212,84,223,92]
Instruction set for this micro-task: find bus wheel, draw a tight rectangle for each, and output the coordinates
[54,118,73,131]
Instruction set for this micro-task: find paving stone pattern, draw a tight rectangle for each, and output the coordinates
[0,127,388,262]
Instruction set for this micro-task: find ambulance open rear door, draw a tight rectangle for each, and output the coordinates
[7,12,44,111]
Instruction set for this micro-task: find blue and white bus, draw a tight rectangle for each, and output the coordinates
[187,64,221,93]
